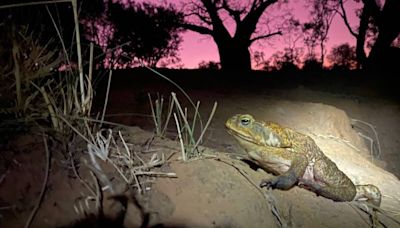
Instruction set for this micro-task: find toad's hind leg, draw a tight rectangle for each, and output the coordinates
[311,158,357,202]
[354,185,381,228]
[354,185,381,207]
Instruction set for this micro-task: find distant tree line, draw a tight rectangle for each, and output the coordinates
[0,0,183,69]
[1,0,399,72]
[186,0,399,72]
[98,1,184,68]
[246,42,357,72]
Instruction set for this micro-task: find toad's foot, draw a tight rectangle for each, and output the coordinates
[260,175,297,190]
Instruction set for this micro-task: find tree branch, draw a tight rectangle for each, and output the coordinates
[222,0,244,23]
[182,1,214,25]
[198,0,231,38]
[248,0,278,18]
[249,0,261,13]
[361,0,381,23]
[240,0,279,39]
[181,23,213,35]
[184,12,213,25]
[201,0,223,25]
[250,31,282,44]
[337,0,358,37]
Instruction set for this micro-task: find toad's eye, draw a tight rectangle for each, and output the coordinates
[240,117,250,126]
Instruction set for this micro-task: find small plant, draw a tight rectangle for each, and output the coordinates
[0,0,92,138]
[171,92,217,161]
[143,66,218,161]
[148,93,174,137]
[0,26,61,126]
[147,91,218,161]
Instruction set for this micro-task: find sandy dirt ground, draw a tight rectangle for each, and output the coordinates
[1,71,400,227]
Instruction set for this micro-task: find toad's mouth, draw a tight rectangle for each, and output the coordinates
[226,127,257,144]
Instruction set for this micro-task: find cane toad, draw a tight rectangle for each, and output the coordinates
[226,114,381,207]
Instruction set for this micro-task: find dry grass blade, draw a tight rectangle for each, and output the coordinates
[148,93,175,137]
[170,92,217,160]
[108,130,178,193]
[191,101,201,134]
[171,92,195,145]
[45,5,71,67]
[71,0,85,108]
[88,129,112,162]
[142,65,204,130]
[161,98,175,136]
[174,113,186,161]
[101,70,113,127]
[0,1,70,9]
[148,93,159,134]
[30,82,60,131]
[191,102,218,154]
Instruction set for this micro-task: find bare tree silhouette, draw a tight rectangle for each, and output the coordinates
[303,0,339,66]
[336,0,400,70]
[181,0,283,71]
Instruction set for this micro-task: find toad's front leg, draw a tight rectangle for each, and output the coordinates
[260,157,308,190]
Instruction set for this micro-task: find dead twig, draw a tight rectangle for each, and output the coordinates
[357,132,375,162]
[349,200,400,228]
[24,132,51,228]
[0,169,10,185]
[118,131,142,193]
[351,119,382,160]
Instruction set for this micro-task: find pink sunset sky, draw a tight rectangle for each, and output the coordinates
[159,0,362,68]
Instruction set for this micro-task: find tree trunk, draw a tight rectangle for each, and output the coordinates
[355,6,369,68]
[365,0,400,71]
[368,37,400,73]
[216,39,251,71]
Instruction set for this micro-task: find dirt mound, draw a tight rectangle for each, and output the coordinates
[122,108,400,227]
[1,102,399,227]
